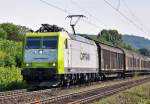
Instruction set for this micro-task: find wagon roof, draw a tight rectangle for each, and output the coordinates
[99,43,123,53]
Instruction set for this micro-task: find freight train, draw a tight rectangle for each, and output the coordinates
[21,24,150,87]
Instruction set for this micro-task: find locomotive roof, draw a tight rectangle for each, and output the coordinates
[69,34,96,45]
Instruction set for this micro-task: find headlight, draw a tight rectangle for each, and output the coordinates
[25,63,31,67]
[34,50,37,54]
[52,62,56,66]
[49,62,56,67]
[26,63,29,67]
[39,50,43,54]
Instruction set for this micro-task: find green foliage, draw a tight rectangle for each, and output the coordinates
[0,23,29,41]
[0,23,29,91]
[98,29,122,45]
[0,23,20,41]
[97,29,133,50]
[138,48,150,56]
[0,51,16,67]
[0,27,7,39]
[0,51,6,66]
[0,67,26,91]
[0,39,22,67]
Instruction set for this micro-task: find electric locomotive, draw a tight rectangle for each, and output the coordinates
[22,24,99,87]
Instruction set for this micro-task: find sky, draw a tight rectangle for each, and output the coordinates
[0,0,150,39]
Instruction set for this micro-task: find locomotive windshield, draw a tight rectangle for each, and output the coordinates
[43,37,57,49]
[26,36,58,49]
[26,37,41,49]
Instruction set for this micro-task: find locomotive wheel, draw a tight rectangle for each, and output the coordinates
[101,74,106,80]
[60,80,64,86]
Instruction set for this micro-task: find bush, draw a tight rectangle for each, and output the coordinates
[0,23,25,41]
[0,23,19,40]
[0,39,22,67]
[0,51,16,67]
[0,51,6,66]
[0,28,7,39]
[0,67,26,91]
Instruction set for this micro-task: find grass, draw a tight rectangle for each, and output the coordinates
[94,81,150,104]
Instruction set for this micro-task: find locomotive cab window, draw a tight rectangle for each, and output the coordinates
[42,36,58,49]
[26,37,41,49]
[25,36,58,49]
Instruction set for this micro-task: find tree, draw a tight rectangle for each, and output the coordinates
[138,48,150,56]
[0,39,22,67]
[17,25,30,35]
[97,29,133,50]
[0,28,7,39]
[98,29,123,45]
[0,23,19,40]
[0,23,30,41]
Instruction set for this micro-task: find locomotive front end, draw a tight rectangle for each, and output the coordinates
[22,32,68,85]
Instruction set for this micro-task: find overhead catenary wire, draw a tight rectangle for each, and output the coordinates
[122,0,139,20]
[39,0,68,14]
[39,0,101,30]
[116,0,121,11]
[82,19,100,29]
[69,0,108,29]
[39,0,149,36]
[103,0,148,35]
[122,0,150,33]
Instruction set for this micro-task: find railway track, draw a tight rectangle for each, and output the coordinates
[0,89,27,99]
[0,78,119,100]
[0,88,58,104]
[29,76,150,104]
[0,76,149,104]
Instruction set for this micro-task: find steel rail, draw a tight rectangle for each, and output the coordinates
[29,76,150,104]
[68,77,150,104]
[0,89,26,99]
